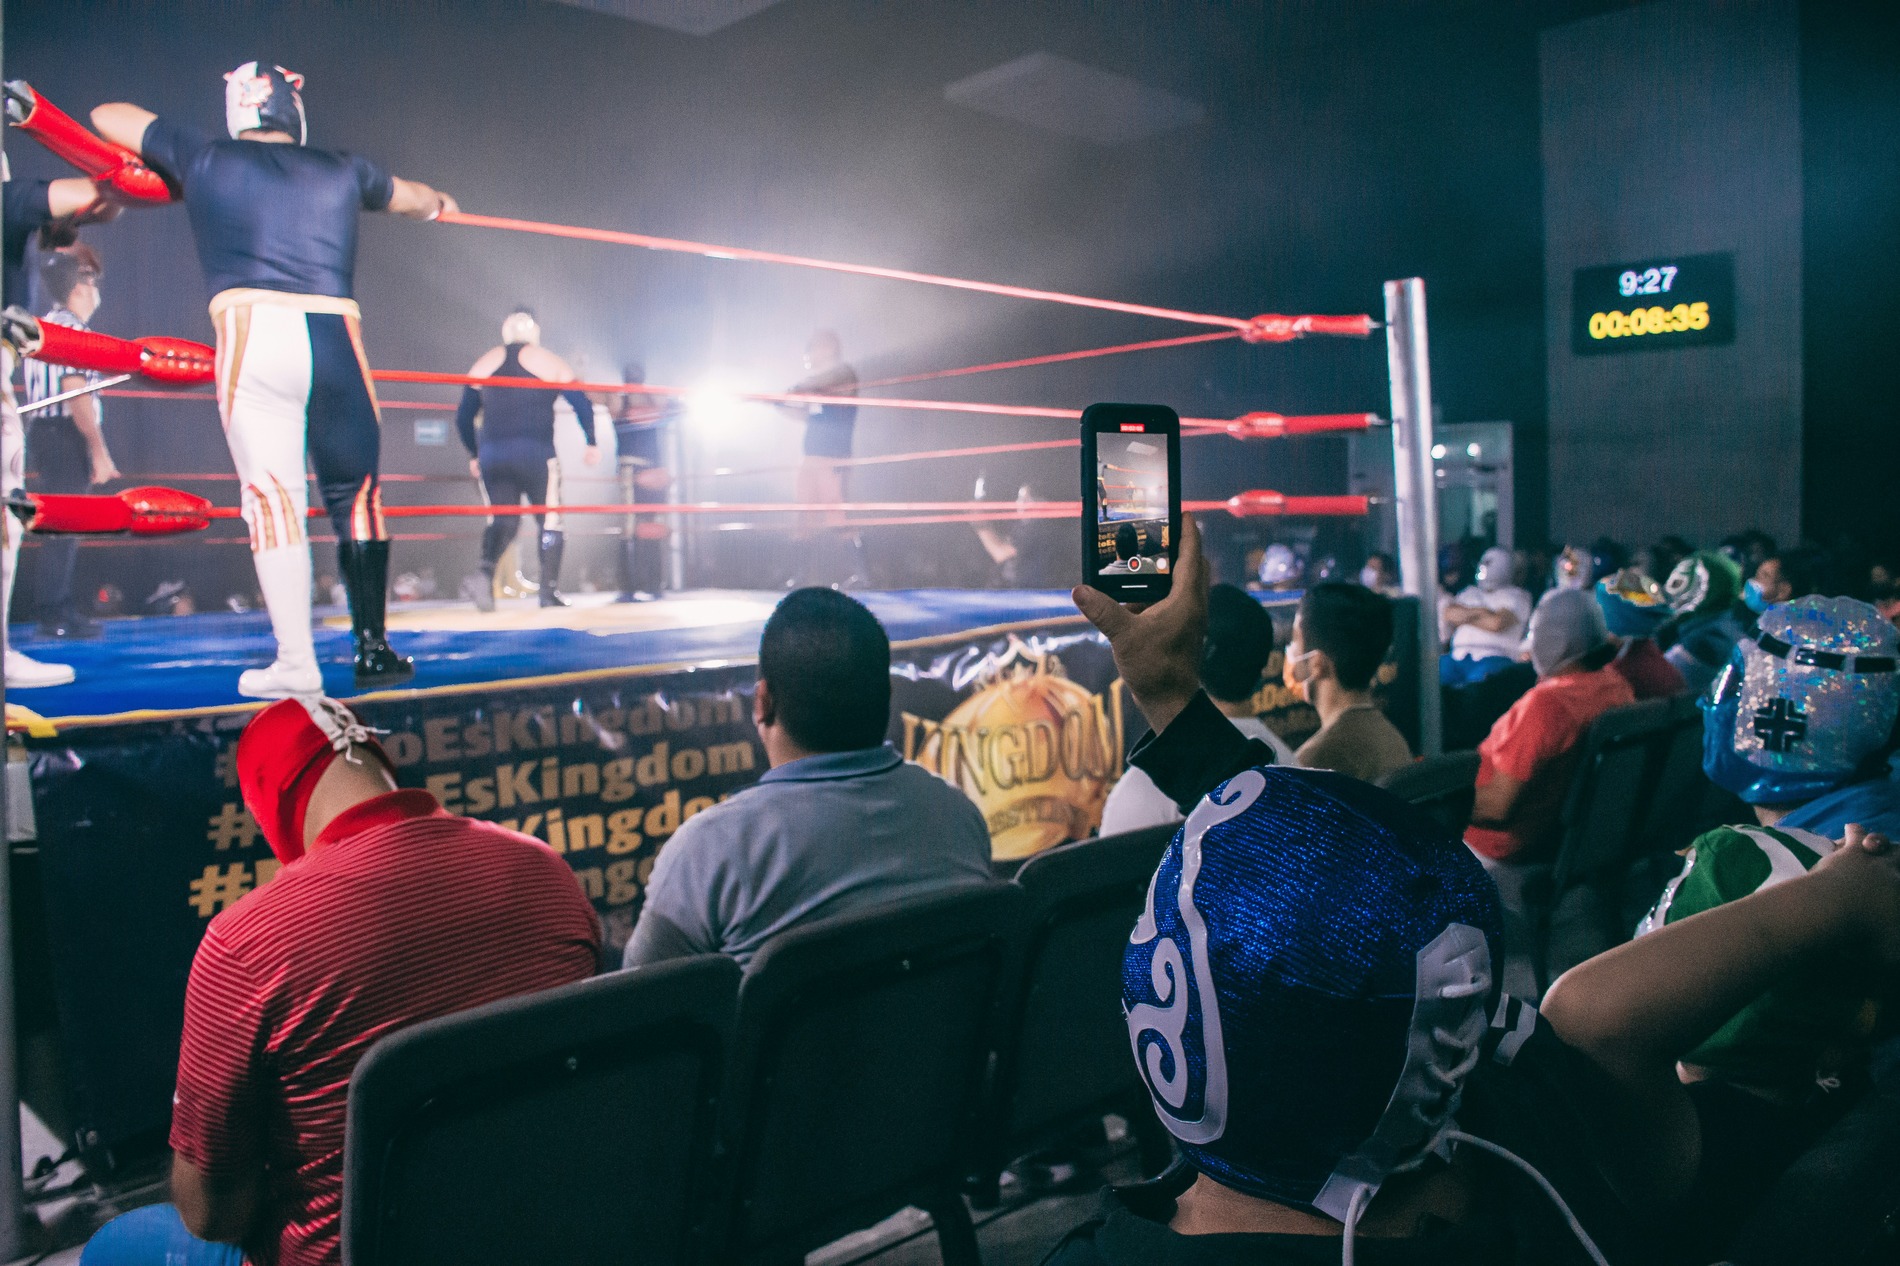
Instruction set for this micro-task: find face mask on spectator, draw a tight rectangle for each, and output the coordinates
[1528,588,1610,677]
[1552,547,1591,591]
[1741,578,1772,615]
[237,696,392,863]
[1281,648,1319,703]
[1258,544,1303,588]
[1664,550,1743,619]
[1124,767,1606,1265]
[1701,596,1900,805]
[1593,569,1669,638]
[1474,546,1514,593]
[1359,565,1382,590]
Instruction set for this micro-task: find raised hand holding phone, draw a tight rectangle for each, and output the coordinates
[1073,511,1209,734]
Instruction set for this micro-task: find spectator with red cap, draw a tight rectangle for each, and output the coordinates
[81,696,599,1266]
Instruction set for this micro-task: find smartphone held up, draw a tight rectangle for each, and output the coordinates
[1080,403,1182,603]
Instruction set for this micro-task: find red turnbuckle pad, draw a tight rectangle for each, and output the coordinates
[17,486,212,536]
[134,336,217,385]
[25,320,214,385]
[120,486,215,535]
[1224,489,1287,517]
[1222,490,1371,518]
[4,81,173,203]
[1239,313,1378,344]
[1224,412,1380,440]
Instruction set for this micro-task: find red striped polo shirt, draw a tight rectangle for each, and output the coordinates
[170,789,599,1266]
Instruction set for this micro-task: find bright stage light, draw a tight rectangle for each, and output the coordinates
[686,379,748,430]
[687,382,737,414]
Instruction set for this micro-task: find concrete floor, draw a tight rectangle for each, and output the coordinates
[13,1132,1146,1266]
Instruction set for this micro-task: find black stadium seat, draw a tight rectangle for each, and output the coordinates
[718,883,1024,1266]
[1377,750,1482,837]
[341,955,738,1266]
[1536,698,1688,985]
[1635,693,1712,848]
[973,825,1177,1203]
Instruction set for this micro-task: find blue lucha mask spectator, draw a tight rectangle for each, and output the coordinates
[1123,767,1510,1228]
[1594,569,1669,638]
[1701,596,1900,805]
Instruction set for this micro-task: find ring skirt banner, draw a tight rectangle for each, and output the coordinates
[20,596,1420,1165]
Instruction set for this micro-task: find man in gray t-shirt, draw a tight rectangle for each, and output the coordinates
[623,589,993,970]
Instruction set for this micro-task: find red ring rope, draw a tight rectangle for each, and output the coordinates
[99,382,1379,446]
[188,495,1368,521]
[858,330,1243,390]
[436,210,1375,341]
[366,367,1242,431]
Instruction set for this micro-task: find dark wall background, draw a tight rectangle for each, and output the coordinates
[4,0,1570,604]
[1541,0,1804,550]
[1801,0,1900,568]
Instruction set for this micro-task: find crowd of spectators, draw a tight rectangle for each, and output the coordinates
[75,511,1900,1266]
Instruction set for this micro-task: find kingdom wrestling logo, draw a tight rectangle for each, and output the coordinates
[902,637,1123,861]
[1124,769,1265,1144]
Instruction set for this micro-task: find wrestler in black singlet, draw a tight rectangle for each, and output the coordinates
[454,344,599,605]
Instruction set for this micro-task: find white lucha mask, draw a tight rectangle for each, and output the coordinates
[1475,546,1514,593]
[501,311,540,346]
[224,61,307,143]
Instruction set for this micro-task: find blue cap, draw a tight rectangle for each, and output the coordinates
[1124,766,1503,1219]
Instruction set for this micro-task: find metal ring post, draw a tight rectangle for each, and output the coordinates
[1384,278,1443,756]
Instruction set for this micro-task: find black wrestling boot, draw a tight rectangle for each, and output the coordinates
[340,540,415,688]
[615,534,640,603]
[461,560,497,613]
[538,530,567,608]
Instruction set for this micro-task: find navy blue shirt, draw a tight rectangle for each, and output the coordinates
[139,118,393,301]
[2,178,53,307]
[791,363,859,458]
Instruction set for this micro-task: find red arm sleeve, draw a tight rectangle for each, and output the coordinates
[169,928,272,1178]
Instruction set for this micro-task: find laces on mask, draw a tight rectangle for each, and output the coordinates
[308,697,386,765]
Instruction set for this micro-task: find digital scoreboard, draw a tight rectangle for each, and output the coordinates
[1571,251,1735,355]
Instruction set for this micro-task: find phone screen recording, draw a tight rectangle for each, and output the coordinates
[1093,431,1172,579]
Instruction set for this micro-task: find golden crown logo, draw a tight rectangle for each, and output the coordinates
[903,638,1124,862]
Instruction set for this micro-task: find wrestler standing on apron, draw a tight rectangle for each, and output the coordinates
[91,61,457,697]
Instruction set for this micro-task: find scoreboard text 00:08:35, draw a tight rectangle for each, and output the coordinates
[1587,301,1710,341]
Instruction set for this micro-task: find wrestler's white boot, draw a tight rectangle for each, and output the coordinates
[1,521,74,689]
[239,545,322,698]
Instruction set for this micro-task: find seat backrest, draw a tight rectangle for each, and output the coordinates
[342,955,739,1266]
[721,882,1025,1259]
[1377,750,1482,837]
[1552,699,1674,887]
[994,825,1175,1151]
[1634,694,1709,852]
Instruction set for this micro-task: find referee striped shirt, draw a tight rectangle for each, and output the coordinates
[170,789,599,1266]
[21,306,102,422]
